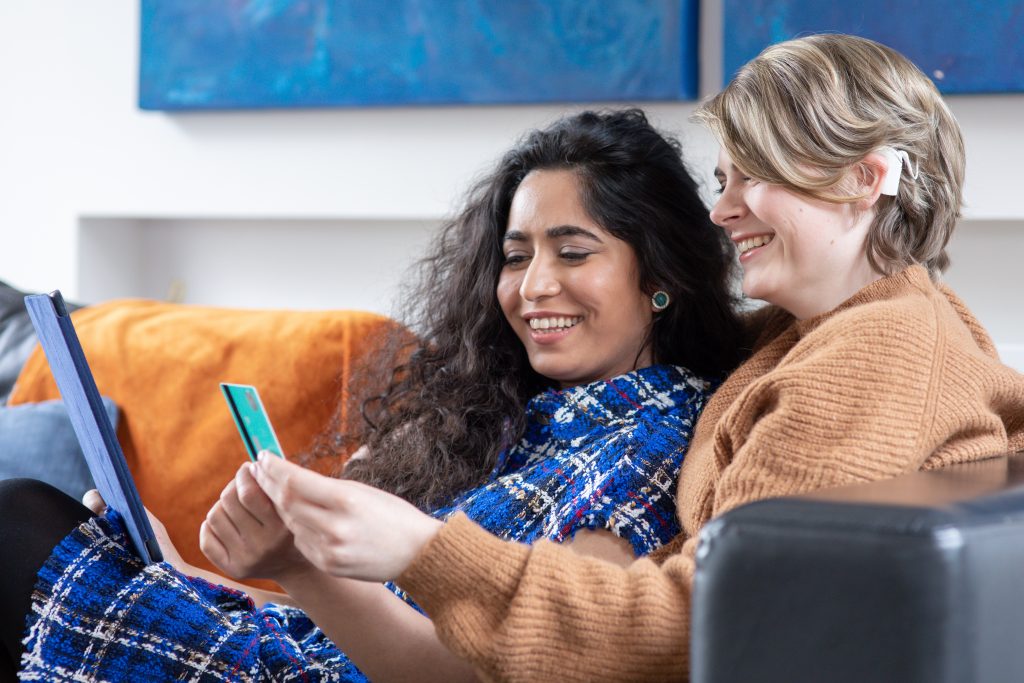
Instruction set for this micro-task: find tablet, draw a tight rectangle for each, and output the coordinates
[24,291,162,564]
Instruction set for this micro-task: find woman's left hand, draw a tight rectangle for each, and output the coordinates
[200,461,311,582]
[251,453,442,582]
[82,489,190,574]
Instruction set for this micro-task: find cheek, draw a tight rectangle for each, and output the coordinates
[746,185,798,222]
[580,270,650,325]
[495,273,521,321]
[744,190,774,224]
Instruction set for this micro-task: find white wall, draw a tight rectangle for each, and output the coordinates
[1,1,1022,368]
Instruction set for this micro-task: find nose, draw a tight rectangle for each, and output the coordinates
[709,184,748,229]
[519,255,561,301]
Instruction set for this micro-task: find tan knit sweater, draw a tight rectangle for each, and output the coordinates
[398,266,1024,682]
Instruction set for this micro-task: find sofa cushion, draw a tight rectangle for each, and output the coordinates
[0,280,81,404]
[9,298,403,581]
[0,397,119,500]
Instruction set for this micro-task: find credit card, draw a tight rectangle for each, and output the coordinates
[220,383,285,461]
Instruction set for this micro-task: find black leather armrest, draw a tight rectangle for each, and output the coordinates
[691,453,1024,683]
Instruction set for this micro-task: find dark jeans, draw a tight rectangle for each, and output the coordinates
[0,478,93,680]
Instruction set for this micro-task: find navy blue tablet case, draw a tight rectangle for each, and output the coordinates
[24,291,162,564]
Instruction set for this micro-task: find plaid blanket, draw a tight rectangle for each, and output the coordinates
[20,511,364,682]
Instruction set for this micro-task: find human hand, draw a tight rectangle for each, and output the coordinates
[200,461,312,582]
[82,489,189,573]
[251,453,443,582]
[82,488,107,515]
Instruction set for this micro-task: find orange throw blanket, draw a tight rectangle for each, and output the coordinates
[9,299,402,584]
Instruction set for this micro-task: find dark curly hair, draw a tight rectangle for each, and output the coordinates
[319,109,743,511]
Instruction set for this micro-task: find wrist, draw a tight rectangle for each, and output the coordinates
[405,517,444,573]
[273,561,322,590]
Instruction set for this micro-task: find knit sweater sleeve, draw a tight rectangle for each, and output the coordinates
[398,512,696,682]
[710,299,943,511]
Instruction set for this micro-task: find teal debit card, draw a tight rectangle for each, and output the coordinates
[220,383,285,461]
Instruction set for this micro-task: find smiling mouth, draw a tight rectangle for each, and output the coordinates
[528,316,583,332]
[736,234,774,255]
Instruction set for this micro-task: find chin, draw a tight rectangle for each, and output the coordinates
[528,360,567,381]
[538,369,575,385]
[535,367,587,388]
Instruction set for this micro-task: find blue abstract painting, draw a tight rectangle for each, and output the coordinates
[139,0,699,110]
[723,0,1024,94]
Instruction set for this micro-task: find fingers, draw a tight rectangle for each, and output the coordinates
[199,518,230,571]
[252,456,352,536]
[221,468,266,531]
[253,453,341,509]
[205,482,246,552]
[200,465,299,581]
[82,489,107,515]
[234,462,278,523]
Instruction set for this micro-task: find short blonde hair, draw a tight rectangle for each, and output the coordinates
[694,33,965,276]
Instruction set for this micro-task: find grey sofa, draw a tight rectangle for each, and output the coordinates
[692,451,1024,683]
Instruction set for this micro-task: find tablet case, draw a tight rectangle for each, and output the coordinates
[24,291,162,564]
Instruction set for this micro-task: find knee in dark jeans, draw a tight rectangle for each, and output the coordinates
[0,478,93,666]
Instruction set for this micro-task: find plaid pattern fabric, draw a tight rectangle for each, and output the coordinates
[435,364,710,554]
[20,365,709,681]
[21,511,365,682]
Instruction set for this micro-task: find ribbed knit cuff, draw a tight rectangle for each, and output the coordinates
[398,512,531,621]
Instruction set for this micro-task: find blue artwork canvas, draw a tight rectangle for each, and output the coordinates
[139,0,699,110]
[723,0,1024,94]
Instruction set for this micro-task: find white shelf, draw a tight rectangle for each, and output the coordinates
[75,215,1023,372]
[77,216,440,315]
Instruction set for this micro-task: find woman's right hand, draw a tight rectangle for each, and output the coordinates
[252,454,443,582]
[200,461,313,583]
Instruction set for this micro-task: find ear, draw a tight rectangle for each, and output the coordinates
[854,152,890,210]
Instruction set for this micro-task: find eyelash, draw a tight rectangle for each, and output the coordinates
[560,251,589,262]
[502,251,590,266]
[714,176,756,195]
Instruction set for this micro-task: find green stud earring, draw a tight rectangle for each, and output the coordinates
[651,290,671,312]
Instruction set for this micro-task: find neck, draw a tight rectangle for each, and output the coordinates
[790,261,883,320]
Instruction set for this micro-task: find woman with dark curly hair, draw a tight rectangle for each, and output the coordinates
[341,107,743,514]
[0,109,743,681]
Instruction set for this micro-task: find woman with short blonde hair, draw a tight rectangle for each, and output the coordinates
[697,33,965,276]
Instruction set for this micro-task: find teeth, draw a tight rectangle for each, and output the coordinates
[529,316,583,330]
[737,234,774,254]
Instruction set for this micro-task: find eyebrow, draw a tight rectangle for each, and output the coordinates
[713,167,726,179]
[503,225,603,242]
